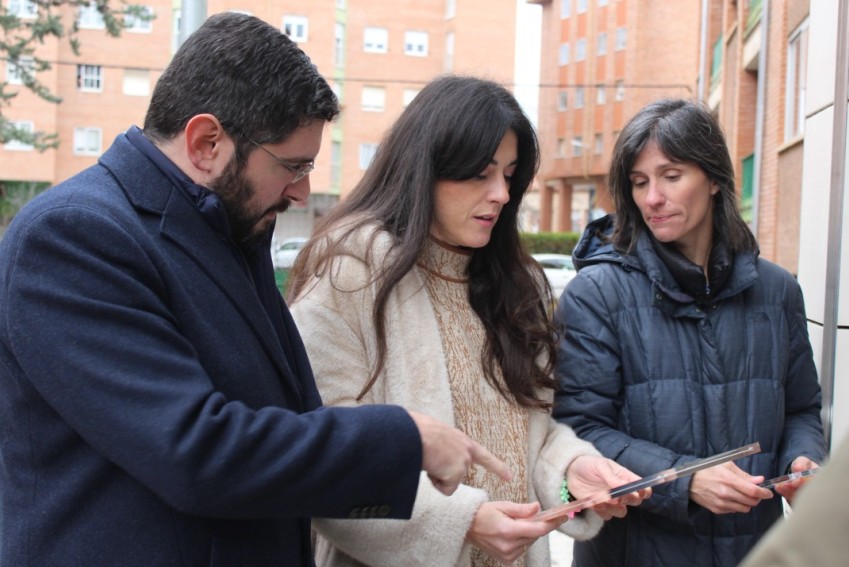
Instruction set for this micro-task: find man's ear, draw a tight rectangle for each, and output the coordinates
[183,114,232,176]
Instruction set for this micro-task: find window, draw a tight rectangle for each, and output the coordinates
[8,0,37,18]
[615,79,625,100]
[444,31,455,71]
[359,143,378,169]
[77,64,103,92]
[330,80,343,103]
[557,138,568,157]
[575,87,585,108]
[334,23,345,67]
[576,38,587,61]
[78,3,105,29]
[598,0,608,6]
[3,120,34,151]
[785,18,809,141]
[73,127,102,155]
[615,27,627,50]
[123,69,150,96]
[594,133,603,154]
[172,8,181,53]
[741,153,754,223]
[446,0,456,19]
[404,31,428,57]
[597,32,607,55]
[710,35,723,93]
[6,56,34,85]
[330,141,341,187]
[402,89,419,107]
[596,85,606,104]
[283,15,308,42]
[558,43,570,65]
[336,0,346,8]
[125,6,153,33]
[363,27,388,53]
[572,136,583,157]
[558,91,568,111]
[361,86,386,112]
[577,0,587,13]
[560,0,571,18]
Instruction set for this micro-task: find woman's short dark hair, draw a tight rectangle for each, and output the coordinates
[608,98,757,253]
[143,12,338,163]
[289,75,555,409]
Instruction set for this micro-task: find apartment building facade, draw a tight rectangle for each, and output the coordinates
[529,0,701,234]
[1,0,522,240]
[1,0,171,209]
[702,0,810,274]
[531,0,812,277]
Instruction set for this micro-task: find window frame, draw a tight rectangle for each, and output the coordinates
[361,85,386,112]
[363,27,388,53]
[283,15,309,43]
[73,126,103,155]
[784,18,809,141]
[78,2,106,29]
[6,56,34,85]
[404,30,429,57]
[77,64,103,92]
[125,6,153,33]
[3,120,34,151]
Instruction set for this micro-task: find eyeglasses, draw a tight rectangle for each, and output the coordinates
[245,136,315,184]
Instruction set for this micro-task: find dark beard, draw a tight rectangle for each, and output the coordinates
[210,157,291,248]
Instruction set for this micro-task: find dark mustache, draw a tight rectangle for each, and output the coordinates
[271,199,292,215]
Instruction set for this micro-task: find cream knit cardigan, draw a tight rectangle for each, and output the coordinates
[290,224,603,567]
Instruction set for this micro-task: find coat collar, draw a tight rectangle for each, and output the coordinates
[574,214,760,313]
[98,133,307,408]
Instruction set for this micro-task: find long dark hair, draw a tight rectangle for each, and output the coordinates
[288,75,555,409]
[608,98,757,253]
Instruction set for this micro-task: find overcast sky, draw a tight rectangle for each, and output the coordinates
[514,0,542,126]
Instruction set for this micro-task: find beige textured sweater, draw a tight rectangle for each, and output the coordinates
[290,224,603,567]
[421,239,529,567]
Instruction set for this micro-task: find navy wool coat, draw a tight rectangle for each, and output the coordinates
[553,215,826,567]
[0,133,422,566]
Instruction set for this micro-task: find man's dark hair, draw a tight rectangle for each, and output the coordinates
[143,12,339,161]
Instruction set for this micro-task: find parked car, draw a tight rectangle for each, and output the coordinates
[272,237,308,269]
[531,253,577,299]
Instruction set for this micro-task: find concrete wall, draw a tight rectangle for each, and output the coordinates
[799,0,848,449]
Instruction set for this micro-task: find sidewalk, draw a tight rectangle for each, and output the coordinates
[550,531,573,567]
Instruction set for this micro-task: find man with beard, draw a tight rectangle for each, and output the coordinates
[0,13,508,567]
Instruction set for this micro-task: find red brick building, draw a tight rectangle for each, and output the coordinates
[1,0,521,240]
[531,0,810,274]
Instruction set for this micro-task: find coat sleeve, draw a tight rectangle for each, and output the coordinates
[533,416,605,540]
[776,277,826,471]
[552,270,697,524]
[291,250,487,567]
[0,202,422,520]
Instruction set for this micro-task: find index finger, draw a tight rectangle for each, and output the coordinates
[470,441,512,482]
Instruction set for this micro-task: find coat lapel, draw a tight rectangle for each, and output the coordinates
[99,135,306,408]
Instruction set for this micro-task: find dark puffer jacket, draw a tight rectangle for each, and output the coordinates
[553,215,826,567]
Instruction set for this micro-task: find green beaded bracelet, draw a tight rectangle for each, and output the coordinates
[560,477,574,503]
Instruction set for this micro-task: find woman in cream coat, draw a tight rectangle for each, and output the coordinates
[289,76,647,567]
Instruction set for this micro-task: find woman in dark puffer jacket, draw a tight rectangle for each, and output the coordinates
[553,99,827,567]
